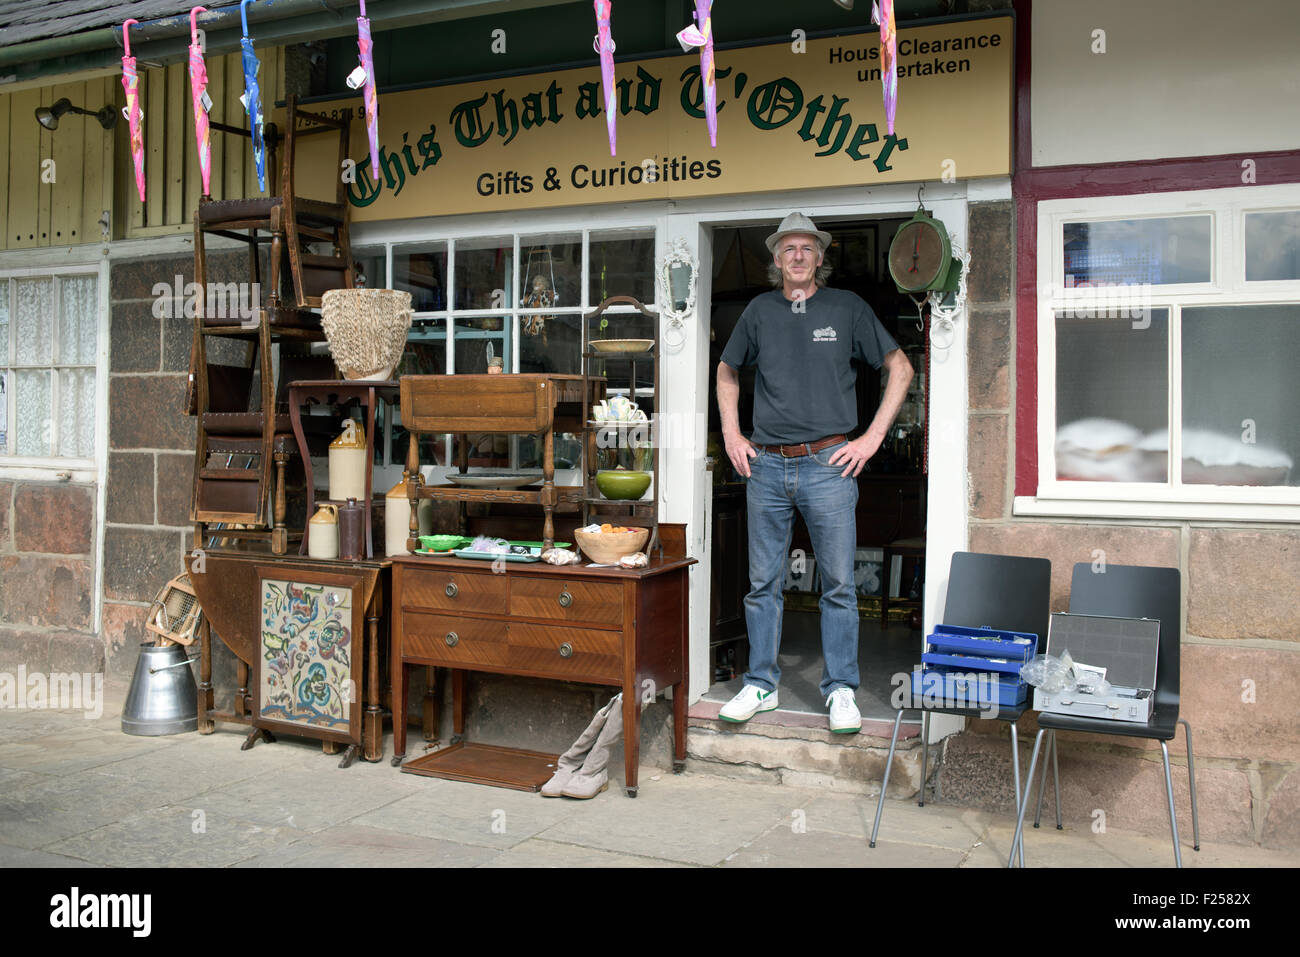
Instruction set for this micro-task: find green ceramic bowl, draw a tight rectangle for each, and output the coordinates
[419,534,467,552]
[596,469,651,500]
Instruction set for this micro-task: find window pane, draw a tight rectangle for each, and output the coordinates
[15,368,52,456]
[399,322,447,376]
[453,237,511,310]
[519,312,581,376]
[58,276,98,364]
[59,367,96,458]
[15,278,54,364]
[353,245,388,292]
[392,242,447,312]
[1063,217,1211,285]
[519,234,580,309]
[0,372,7,454]
[1181,305,1299,486]
[451,321,506,374]
[0,279,9,360]
[589,230,656,305]
[1054,309,1169,482]
[1245,211,1300,282]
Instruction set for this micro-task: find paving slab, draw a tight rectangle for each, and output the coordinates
[0,842,107,867]
[44,804,304,868]
[1094,828,1300,869]
[0,725,178,776]
[800,792,988,850]
[187,760,425,834]
[982,821,1131,868]
[352,775,598,850]
[0,772,174,850]
[480,837,692,868]
[232,825,498,868]
[535,771,816,866]
[723,824,967,868]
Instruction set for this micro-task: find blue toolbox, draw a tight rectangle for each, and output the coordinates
[911,624,1039,708]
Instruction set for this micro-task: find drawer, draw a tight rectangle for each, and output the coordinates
[508,577,622,626]
[507,622,623,684]
[403,612,509,669]
[403,567,506,614]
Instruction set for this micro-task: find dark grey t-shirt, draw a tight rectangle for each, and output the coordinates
[719,287,899,446]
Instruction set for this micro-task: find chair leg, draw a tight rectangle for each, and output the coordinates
[919,711,930,807]
[869,709,905,848]
[1051,729,1062,830]
[1178,718,1200,852]
[1009,722,1024,867]
[1033,731,1049,828]
[1007,728,1045,868]
[1160,740,1183,868]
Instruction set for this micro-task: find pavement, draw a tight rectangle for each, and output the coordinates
[2,683,1297,870]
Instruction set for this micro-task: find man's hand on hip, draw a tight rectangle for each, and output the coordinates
[828,430,885,478]
[724,432,757,478]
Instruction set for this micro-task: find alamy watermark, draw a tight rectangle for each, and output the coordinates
[890,668,1001,719]
[152,274,261,327]
[0,666,103,719]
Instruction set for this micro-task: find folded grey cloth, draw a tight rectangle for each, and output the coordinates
[541,694,621,797]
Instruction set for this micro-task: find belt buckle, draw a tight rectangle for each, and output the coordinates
[781,443,808,458]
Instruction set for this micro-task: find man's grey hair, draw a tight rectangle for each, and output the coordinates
[768,261,833,288]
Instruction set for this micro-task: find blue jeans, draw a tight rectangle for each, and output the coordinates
[742,441,860,698]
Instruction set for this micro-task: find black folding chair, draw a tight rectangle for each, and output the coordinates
[870,551,1051,865]
[1009,563,1199,867]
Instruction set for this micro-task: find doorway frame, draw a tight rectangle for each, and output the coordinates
[661,182,972,743]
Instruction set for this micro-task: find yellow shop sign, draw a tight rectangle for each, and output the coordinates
[298,17,1012,219]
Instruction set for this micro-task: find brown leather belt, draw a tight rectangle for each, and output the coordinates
[758,434,848,458]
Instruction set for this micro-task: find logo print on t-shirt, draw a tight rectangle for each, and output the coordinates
[812,325,837,342]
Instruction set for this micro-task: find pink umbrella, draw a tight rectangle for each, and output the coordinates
[676,0,716,148]
[593,1,617,156]
[872,0,898,134]
[356,0,380,179]
[188,6,212,197]
[120,18,146,203]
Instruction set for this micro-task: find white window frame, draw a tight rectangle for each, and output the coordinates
[1018,183,1300,522]
[0,259,109,484]
[352,221,658,480]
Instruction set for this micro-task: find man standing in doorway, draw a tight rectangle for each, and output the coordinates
[716,212,914,732]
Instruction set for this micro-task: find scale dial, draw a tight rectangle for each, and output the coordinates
[889,216,949,293]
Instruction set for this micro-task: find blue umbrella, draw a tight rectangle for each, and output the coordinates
[240,0,267,191]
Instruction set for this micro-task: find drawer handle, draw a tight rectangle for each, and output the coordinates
[445,632,459,647]
[559,642,573,658]
[558,590,573,608]
[445,582,458,598]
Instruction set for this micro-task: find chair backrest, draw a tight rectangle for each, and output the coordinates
[280,93,351,208]
[1068,563,1181,718]
[943,551,1052,652]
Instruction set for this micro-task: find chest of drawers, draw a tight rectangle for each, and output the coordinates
[391,554,693,796]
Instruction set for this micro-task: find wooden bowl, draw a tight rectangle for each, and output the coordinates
[573,527,650,564]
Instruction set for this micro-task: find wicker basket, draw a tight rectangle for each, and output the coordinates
[320,288,414,380]
[573,527,650,564]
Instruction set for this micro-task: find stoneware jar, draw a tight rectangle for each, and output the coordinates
[308,503,340,559]
[385,474,433,557]
[328,419,367,502]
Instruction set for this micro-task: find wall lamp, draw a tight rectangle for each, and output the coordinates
[35,97,117,131]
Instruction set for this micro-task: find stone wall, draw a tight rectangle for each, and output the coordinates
[946,200,1300,850]
[101,248,247,683]
[0,481,100,675]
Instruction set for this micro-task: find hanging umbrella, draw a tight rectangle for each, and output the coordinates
[872,0,898,134]
[355,0,381,179]
[676,0,716,148]
[120,19,146,203]
[593,0,617,156]
[239,0,267,192]
[188,6,212,197]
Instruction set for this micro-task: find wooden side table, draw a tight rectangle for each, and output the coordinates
[288,379,400,559]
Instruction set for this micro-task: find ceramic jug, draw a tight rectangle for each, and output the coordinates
[385,474,433,557]
[308,504,340,559]
[328,419,367,502]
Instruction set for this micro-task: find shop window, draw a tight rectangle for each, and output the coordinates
[589,229,656,304]
[0,273,99,463]
[1033,188,1300,517]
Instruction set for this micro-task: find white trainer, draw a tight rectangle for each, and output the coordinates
[719,685,779,723]
[826,687,861,733]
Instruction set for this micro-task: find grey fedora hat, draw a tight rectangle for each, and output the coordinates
[765,211,833,253]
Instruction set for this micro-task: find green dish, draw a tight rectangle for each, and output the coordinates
[419,534,469,552]
[596,469,652,500]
